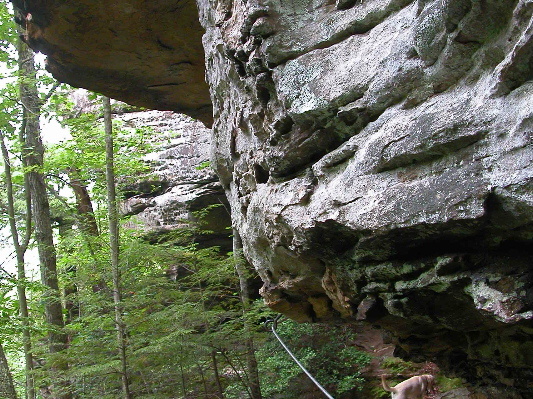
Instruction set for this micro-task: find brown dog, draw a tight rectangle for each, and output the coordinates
[381,374,435,399]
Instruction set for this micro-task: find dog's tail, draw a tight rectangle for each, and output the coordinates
[381,375,396,393]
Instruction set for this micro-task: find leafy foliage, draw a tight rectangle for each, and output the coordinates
[46,111,153,206]
[0,1,17,67]
[252,318,371,398]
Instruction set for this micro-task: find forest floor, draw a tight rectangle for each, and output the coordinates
[352,324,446,398]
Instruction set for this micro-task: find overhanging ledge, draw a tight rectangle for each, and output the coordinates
[12,0,213,125]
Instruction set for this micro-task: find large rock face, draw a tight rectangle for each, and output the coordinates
[14,0,532,396]
[12,0,212,124]
[199,0,533,395]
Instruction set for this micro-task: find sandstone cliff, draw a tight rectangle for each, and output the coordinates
[13,0,532,396]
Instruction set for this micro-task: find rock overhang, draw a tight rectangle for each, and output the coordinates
[11,0,213,125]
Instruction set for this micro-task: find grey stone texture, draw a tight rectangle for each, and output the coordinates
[119,110,231,250]
[197,0,532,394]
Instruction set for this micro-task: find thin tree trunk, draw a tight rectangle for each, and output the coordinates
[103,96,132,399]
[0,131,36,399]
[179,358,187,398]
[196,361,208,398]
[233,229,262,399]
[0,342,18,399]
[17,27,71,399]
[68,171,99,236]
[63,171,99,324]
[55,217,79,325]
[220,350,251,398]
[211,350,224,398]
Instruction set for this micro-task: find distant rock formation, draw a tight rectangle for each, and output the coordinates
[119,110,231,251]
[13,0,532,396]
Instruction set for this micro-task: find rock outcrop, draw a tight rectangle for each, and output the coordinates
[197,0,533,395]
[14,0,533,396]
[118,110,231,251]
[11,0,212,124]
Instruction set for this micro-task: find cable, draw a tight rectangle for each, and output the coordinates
[266,315,335,399]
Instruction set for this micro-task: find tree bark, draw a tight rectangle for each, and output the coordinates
[103,96,132,399]
[232,229,262,399]
[211,350,225,398]
[0,342,18,399]
[68,171,99,236]
[17,28,71,399]
[0,131,36,399]
[63,171,99,324]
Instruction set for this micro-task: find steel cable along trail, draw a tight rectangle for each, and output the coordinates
[266,315,335,399]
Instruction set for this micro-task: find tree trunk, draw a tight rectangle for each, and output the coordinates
[55,217,80,326]
[17,28,71,399]
[103,96,132,399]
[232,229,262,399]
[220,350,251,398]
[211,350,225,398]
[0,342,18,399]
[0,131,36,399]
[196,361,208,398]
[68,171,99,236]
[63,171,99,324]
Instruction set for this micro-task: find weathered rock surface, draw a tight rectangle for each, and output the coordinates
[118,110,231,251]
[198,0,533,396]
[14,0,533,396]
[12,0,212,124]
